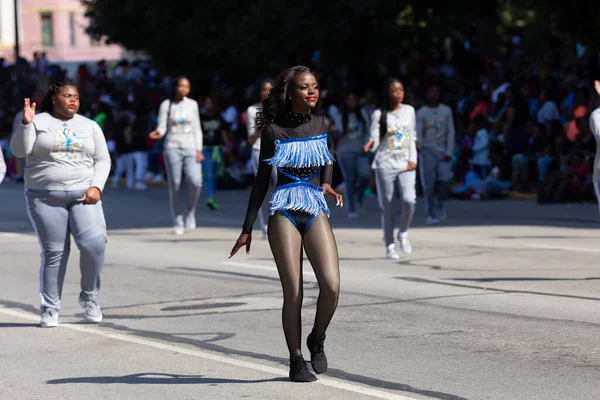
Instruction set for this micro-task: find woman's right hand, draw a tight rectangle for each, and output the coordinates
[22,98,36,125]
[362,139,375,155]
[229,232,252,258]
[149,129,161,140]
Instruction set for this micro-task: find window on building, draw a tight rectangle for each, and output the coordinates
[69,12,76,47]
[41,13,54,47]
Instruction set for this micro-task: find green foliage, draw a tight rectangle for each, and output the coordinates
[83,0,598,86]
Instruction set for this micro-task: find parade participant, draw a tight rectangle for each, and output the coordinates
[149,76,204,234]
[230,66,343,382]
[364,79,417,259]
[10,79,111,327]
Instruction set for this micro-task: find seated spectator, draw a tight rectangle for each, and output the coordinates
[470,114,491,178]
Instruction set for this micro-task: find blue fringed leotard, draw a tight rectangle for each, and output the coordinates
[242,114,334,234]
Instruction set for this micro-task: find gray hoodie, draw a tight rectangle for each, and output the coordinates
[10,112,111,191]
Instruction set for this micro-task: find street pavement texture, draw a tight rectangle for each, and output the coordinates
[1,183,600,400]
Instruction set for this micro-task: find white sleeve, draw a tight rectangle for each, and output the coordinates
[246,105,256,139]
[90,122,111,192]
[156,100,170,136]
[0,148,6,183]
[409,108,417,164]
[369,109,382,151]
[590,109,600,142]
[10,122,37,158]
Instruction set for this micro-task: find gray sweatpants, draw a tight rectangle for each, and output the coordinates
[375,169,416,246]
[251,148,277,233]
[25,189,107,311]
[419,148,453,218]
[164,148,203,226]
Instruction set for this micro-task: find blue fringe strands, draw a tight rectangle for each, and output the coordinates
[266,134,334,168]
[269,182,330,216]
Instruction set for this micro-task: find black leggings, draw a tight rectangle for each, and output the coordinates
[268,211,340,357]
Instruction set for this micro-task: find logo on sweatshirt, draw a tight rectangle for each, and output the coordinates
[386,123,409,150]
[171,108,190,133]
[425,118,444,142]
[49,126,88,161]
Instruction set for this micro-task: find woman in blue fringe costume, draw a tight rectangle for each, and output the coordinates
[230,66,343,383]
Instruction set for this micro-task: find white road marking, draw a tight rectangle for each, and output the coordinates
[0,307,419,400]
[0,232,32,239]
[222,260,317,278]
[527,244,600,253]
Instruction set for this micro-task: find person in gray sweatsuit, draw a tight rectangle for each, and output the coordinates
[0,147,5,183]
[590,80,600,214]
[149,76,204,235]
[364,79,417,260]
[416,83,455,225]
[10,79,111,328]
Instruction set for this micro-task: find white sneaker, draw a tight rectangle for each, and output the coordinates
[398,236,412,254]
[426,216,440,225]
[134,182,147,190]
[152,174,165,183]
[144,171,154,181]
[78,296,103,323]
[173,225,184,235]
[184,211,196,230]
[386,244,400,260]
[40,307,58,328]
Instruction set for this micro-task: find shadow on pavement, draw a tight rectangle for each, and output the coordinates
[47,372,287,385]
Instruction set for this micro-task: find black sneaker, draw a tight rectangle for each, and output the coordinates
[307,331,328,374]
[289,355,317,382]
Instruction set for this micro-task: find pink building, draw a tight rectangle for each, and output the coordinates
[0,0,123,63]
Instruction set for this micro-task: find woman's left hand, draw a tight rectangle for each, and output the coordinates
[80,187,101,204]
[405,161,417,171]
[322,184,343,207]
[196,150,205,163]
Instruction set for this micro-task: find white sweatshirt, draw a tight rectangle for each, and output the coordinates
[10,112,111,191]
[246,103,261,151]
[369,106,417,170]
[589,108,600,182]
[156,97,203,151]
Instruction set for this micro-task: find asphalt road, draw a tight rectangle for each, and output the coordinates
[1,183,600,400]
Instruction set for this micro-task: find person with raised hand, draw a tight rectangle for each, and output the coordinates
[10,79,111,328]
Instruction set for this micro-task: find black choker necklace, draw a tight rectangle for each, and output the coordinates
[286,111,312,124]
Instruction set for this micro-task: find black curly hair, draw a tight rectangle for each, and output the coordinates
[255,66,316,136]
[41,79,77,114]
